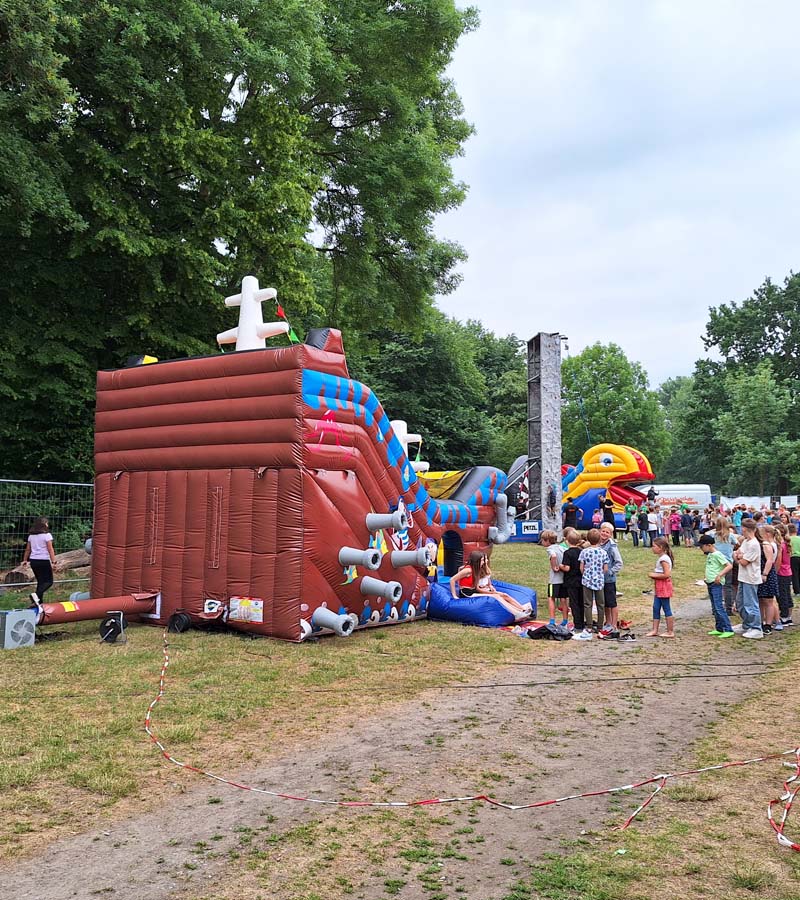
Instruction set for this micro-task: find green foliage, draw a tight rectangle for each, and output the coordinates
[657,374,723,485]
[712,361,800,494]
[351,312,492,470]
[0,0,476,479]
[309,0,478,332]
[668,272,800,494]
[464,321,526,471]
[349,314,526,472]
[705,273,800,383]
[657,362,729,490]
[561,343,670,470]
[0,481,93,568]
[0,0,80,235]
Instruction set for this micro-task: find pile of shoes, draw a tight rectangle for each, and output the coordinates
[597,622,637,642]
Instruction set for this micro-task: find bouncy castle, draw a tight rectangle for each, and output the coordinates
[76,276,515,641]
[561,443,655,529]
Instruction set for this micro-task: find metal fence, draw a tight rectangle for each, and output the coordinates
[0,479,94,576]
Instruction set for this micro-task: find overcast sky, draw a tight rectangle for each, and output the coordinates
[436,1,800,387]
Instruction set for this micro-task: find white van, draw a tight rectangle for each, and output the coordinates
[635,484,712,510]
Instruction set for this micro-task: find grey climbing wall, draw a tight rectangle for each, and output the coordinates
[527,333,562,534]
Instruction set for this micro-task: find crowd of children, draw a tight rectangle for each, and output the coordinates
[447,497,800,641]
[539,523,634,641]
[531,505,800,641]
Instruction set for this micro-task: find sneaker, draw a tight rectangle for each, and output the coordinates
[718,631,735,638]
[600,623,613,634]
[708,630,723,636]
[618,632,637,642]
[762,624,772,634]
[601,630,621,640]
[773,621,784,631]
[742,628,763,639]
[781,617,794,626]
[573,630,592,641]
[732,624,746,634]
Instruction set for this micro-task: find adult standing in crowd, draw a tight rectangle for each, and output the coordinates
[789,523,800,596]
[637,506,650,548]
[680,508,694,547]
[601,492,616,537]
[22,516,56,604]
[563,500,580,531]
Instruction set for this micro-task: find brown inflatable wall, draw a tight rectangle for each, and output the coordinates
[90,329,505,641]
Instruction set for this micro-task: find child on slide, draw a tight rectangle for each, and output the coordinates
[450,550,532,622]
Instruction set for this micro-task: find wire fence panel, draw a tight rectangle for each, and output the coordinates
[0,479,94,572]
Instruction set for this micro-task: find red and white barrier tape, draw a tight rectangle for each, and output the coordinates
[768,752,800,850]
[145,630,800,846]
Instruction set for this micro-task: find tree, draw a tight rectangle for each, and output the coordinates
[485,367,527,472]
[561,343,670,470]
[346,312,529,473]
[309,1,478,333]
[712,361,800,495]
[705,273,800,384]
[668,270,800,493]
[659,362,731,491]
[460,321,526,471]
[0,1,79,236]
[656,376,697,483]
[0,0,477,479]
[351,312,493,470]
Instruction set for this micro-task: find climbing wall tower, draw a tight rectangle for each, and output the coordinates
[527,333,563,534]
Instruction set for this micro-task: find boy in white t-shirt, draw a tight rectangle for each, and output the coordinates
[732,519,763,639]
[540,530,568,627]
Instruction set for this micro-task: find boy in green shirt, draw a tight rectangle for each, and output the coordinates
[623,501,637,541]
[698,535,734,636]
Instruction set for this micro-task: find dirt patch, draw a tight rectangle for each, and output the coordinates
[0,597,793,900]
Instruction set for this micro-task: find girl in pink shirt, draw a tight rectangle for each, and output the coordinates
[22,516,56,603]
[776,524,794,625]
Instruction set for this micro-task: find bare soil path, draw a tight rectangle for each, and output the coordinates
[0,598,791,900]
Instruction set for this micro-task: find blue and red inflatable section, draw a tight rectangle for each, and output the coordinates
[428,579,537,627]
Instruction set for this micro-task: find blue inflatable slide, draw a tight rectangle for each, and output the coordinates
[428,579,538,628]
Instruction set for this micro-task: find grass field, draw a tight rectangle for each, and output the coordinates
[0,539,707,862]
[491,636,800,900]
